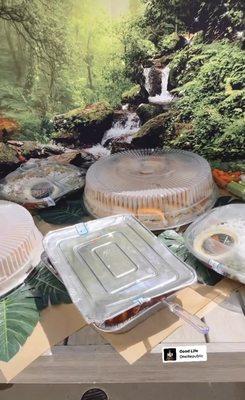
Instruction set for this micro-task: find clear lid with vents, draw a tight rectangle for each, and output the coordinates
[84,149,217,230]
[0,159,85,209]
[43,215,196,324]
[0,200,43,296]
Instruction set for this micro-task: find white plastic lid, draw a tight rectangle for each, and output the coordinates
[84,149,217,230]
[0,200,43,296]
[43,215,196,324]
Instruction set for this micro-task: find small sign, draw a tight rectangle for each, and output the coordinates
[162,345,207,363]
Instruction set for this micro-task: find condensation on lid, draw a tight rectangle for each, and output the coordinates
[43,215,196,324]
[0,200,43,296]
[84,149,217,230]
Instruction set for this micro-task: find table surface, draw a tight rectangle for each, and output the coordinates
[6,216,245,384]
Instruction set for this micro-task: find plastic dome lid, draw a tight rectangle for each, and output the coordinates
[0,200,43,296]
[84,149,217,230]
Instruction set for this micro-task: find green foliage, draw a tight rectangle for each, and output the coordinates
[0,261,72,362]
[0,1,142,138]
[212,119,245,160]
[28,264,71,310]
[122,84,141,102]
[142,0,244,44]
[0,288,39,362]
[159,32,183,54]
[169,41,245,160]
[38,197,88,225]
[119,17,156,81]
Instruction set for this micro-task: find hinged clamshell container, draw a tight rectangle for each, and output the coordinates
[185,204,245,284]
[84,149,217,230]
[0,159,85,209]
[0,200,43,296]
[43,215,197,331]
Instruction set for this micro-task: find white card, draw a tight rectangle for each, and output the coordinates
[162,345,207,363]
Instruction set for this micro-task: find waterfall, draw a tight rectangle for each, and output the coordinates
[102,107,140,146]
[84,144,110,159]
[148,66,173,105]
[143,67,151,94]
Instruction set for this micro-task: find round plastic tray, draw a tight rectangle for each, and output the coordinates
[84,149,217,230]
[184,204,245,283]
[0,200,43,296]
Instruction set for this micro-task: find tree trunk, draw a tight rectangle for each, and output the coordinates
[4,23,22,83]
[85,33,94,90]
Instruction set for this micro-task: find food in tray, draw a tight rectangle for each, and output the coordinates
[104,295,165,327]
[185,204,245,284]
[0,159,85,208]
[84,149,217,230]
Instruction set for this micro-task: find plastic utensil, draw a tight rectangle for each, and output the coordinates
[162,299,209,334]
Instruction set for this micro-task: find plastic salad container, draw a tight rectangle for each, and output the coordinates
[184,204,245,284]
[0,200,43,297]
[0,159,85,209]
[84,149,217,231]
[43,214,197,332]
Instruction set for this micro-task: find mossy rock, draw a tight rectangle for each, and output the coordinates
[136,103,164,124]
[0,143,19,178]
[122,85,148,106]
[64,101,113,122]
[131,111,174,148]
[51,131,77,145]
[159,33,186,55]
[191,31,204,45]
[53,102,114,145]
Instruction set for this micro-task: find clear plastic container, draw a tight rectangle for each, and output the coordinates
[0,200,43,296]
[0,159,85,209]
[184,204,245,284]
[84,149,217,230]
[43,215,196,328]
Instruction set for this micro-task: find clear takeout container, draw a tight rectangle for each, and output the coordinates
[84,149,217,230]
[43,215,197,332]
[0,200,43,297]
[184,204,245,284]
[0,159,85,209]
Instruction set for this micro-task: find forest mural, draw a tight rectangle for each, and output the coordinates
[0,0,244,170]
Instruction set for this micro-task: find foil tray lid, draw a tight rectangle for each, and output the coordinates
[43,215,196,324]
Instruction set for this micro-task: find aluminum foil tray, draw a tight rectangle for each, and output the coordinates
[43,215,196,328]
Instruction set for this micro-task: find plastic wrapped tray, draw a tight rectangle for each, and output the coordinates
[0,200,43,296]
[43,214,196,330]
[0,159,85,209]
[184,204,245,284]
[84,149,217,230]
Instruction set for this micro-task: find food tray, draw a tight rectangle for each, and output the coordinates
[184,204,245,284]
[94,300,165,333]
[0,159,85,208]
[43,215,196,331]
[84,149,217,230]
[0,200,43,296]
